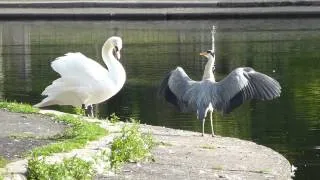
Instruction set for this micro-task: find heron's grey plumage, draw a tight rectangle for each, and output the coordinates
[159,63,281,136]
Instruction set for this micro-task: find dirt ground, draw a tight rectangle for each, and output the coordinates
[98,125,292,180]
[0,110,66,161]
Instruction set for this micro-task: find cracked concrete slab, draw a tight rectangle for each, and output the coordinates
[0,110,66,161]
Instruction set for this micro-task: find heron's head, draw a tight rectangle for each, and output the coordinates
[104,36,123,60]
[199,50,215,59]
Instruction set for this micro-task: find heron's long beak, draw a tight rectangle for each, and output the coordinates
[199,52,208,56]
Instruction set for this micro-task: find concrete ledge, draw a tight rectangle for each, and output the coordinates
[0,0,319,19]
[0,0,320,8]
[0,6,320,20]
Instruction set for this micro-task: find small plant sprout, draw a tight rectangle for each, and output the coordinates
[108,113,120,123]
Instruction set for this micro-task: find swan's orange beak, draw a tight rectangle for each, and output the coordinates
[199,52,208,56]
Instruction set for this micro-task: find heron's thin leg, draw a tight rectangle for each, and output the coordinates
[210,111,215,137]
[202,118,205,136]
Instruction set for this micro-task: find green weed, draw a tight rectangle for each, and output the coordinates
[107,113,120,123]
[71,107,85,116]
[27,156,94,180]
[110,122,154,169]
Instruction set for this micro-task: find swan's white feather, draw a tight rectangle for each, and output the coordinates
[51,52,109,82]
[35,53,114,107]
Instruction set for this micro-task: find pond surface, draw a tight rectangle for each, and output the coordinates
[0,19,319,179]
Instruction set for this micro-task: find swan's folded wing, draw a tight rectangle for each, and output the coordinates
[51,52,109,83]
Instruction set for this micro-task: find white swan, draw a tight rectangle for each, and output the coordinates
[34,36,126,116]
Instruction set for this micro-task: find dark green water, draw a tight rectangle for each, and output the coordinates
[0,19,319,179]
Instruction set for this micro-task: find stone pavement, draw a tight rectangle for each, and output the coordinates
[1,110,292,180]
[0,0,319,19]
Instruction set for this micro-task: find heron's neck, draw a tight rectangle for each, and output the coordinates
[202,55,215,82]
[102,45,126,88]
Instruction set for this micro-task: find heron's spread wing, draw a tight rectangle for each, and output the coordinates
[159,66,281,119]
[159,67,199,112]
[214,67,281,113]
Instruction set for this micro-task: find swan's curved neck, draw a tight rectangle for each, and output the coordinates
[101,44,126,87]
[202,55,215,82]
[101,43,115,69]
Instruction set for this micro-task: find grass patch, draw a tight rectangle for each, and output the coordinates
[0,100,39,113]
[27,156,94,180]
[200,144,215,150]
[9,133,38,140]
[0,156,7,168]
[256,169,270,174]
[212,166,223,170]
[30,114,107,156]
[110,122,154,169]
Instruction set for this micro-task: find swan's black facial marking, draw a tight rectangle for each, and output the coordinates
[113,46,119,60]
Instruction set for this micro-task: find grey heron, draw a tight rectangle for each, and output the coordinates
[34,36,126,117]
[159,50,281,136]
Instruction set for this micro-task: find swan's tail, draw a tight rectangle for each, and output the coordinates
[34,91,85,108]
[34,98,58,108]
[34,78,88,108]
